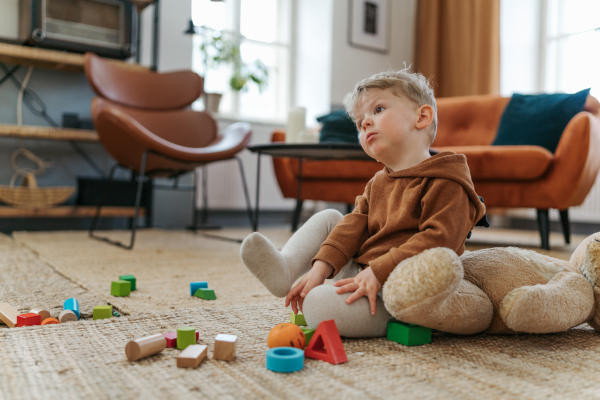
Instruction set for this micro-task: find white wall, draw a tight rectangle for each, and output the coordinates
[330,0,416,105]
[0,0,19,39]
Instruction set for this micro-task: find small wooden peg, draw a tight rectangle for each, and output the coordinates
[30,309,51,321]
[125,334,167,361]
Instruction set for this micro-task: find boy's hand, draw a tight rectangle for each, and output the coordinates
[333,267,382,315]
[285,260,334,314]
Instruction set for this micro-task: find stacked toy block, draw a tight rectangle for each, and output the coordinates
[190,281,216,300]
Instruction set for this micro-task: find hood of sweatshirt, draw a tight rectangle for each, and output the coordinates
[385,151,486,224]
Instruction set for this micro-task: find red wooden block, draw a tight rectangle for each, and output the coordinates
[16,313,42,327]
[163,330,200,348]
[304,319,347,365]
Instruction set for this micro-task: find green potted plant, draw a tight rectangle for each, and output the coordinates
[200,31,269,112]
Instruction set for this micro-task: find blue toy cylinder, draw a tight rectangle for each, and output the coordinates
[64,298,80,320]
[190,282,208,296]
[266,347,304,373]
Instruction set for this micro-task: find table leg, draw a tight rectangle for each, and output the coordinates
[253,153,261,231]
[291,158,304,232]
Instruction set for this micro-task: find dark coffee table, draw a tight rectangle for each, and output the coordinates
[247,142,372,231]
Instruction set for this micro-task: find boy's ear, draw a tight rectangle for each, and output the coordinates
[415,105,434,130]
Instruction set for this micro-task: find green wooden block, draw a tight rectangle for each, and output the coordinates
[93,305,113,320]
[387,320,431,346]
[177,326,196,350]
[194,288,216,300]
[301,328,315,348]
[111,280,131,297]
[290,311,307,326]
[119,275,136,291]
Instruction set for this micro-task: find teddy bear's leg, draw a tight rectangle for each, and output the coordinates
[382,247,493,335]
[499,270,594,333]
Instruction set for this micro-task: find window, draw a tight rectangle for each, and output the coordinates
[191,0,291,121]
[542,0,600,97]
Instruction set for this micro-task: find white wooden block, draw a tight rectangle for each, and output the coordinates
[176,344,208,368]
[213,334,237,361]
[0,303,19,328]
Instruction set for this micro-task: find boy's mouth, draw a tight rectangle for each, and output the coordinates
[366,132,377,142]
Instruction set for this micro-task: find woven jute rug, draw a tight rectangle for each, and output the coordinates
[2,228,600,400]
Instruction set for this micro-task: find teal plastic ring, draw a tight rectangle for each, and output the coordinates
[266,347,304,373]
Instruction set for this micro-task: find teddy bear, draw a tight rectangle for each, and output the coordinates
[382,232,600,335]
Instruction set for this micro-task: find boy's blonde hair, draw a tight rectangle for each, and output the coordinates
[345,68,438,145]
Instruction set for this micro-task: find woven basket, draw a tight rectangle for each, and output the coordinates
[0,173,75,209]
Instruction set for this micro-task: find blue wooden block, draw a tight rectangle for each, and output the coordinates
[63,298,80,320]
[266,347,304,373]
[190,282,208,296]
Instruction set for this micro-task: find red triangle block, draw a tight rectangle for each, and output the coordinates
[304,319,347,364]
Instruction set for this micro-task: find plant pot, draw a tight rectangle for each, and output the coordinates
[203,92,223,113]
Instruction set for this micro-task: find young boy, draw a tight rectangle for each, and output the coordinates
[240,69,486,337]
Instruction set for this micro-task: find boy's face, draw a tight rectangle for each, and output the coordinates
[354,88,422,164]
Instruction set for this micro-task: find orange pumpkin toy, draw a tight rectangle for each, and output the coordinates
[267,323,306,349]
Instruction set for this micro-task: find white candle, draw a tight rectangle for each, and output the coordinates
[286,107,306,143]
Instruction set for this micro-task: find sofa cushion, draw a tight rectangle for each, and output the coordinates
[437,146,553,181]
[288,159,382,180]
[492,89,590,153]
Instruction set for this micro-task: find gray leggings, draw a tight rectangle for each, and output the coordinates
[290,209,393,337]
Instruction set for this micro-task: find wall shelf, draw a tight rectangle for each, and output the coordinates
[0,123,99,142]
[0,206,145,218]
[0,43,149,73]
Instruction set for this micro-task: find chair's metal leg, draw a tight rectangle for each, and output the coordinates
[235,155,255,228]
[89,150,149,250]
[346,203,353,214]
[89,164,119,238]
[253,153,261,231]
[191,168,199,230]
[291,158,304,232]
[537,209,550,250]
[559,209,570,244]
[201,166,208,224]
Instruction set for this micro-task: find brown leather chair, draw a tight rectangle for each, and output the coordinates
[83,53,253,249]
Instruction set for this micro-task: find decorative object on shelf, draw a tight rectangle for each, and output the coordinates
[348,0,390,53]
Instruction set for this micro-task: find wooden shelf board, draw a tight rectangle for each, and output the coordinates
[0,43,149,73]
[0,206,145,218]
[0,124,99,142]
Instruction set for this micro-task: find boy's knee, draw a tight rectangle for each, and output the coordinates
[302,285,391,338]
[314,209,344,226]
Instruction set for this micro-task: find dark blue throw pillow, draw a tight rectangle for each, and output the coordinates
[492,88,590,153]
[318,109,359,143]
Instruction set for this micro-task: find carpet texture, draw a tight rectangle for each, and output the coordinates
[1,228,599,400]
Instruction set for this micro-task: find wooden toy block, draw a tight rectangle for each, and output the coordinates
[58,310,78,323]
[63,298,80,319]
[386,320,431,346]
[176,344,208,368]
[16,313,42,327]
[194,288,216,300]
[190,281,208,296]
[93,305,113,320]
[300,328,315,348]
[304,319,347,364]
[41,318,60,325]
[213,334,237,361]
[176,327,196,350]
[111,280,131,297]
[0,303,19,328]
[119,275,137,291]
[125,333,167,361]
[290,311,307,326]
[164,330,199,348]
[266,347,304,373]
[30,309,51,321]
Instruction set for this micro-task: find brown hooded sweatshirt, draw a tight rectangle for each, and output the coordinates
[312,151,487,285]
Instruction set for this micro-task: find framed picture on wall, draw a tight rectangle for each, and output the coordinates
[347,0,390,53]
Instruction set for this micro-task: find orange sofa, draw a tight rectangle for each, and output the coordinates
[271,94,600,249]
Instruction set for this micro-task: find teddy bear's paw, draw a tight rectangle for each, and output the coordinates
[499,271,594,333]
[580,233,600,286]
[383,247,462,314]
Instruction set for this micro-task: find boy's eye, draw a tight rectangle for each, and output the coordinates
[357,120,363,129]
[375,106,384,114]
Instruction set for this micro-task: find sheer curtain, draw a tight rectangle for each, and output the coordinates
[414,0,501,98]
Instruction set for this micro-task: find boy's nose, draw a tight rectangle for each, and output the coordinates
[361,119,372,130]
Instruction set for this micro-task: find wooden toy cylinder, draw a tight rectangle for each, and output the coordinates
[30,309,51,321]
[58,310,78,323]
[63,298,80,320]
[125,334,166,361]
